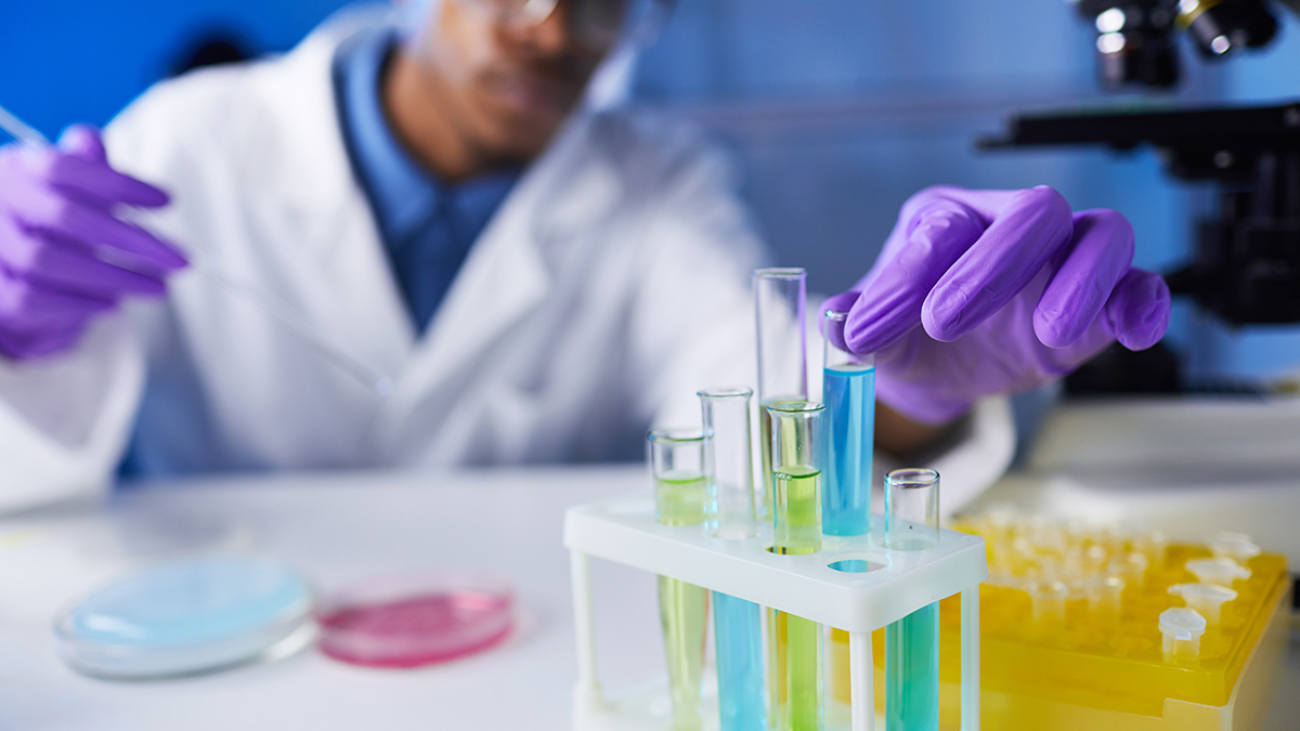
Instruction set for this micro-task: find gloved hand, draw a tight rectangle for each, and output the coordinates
[824,185,1170,425]
[0,125,185,360]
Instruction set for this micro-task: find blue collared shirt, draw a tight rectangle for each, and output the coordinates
[333,28,520,334]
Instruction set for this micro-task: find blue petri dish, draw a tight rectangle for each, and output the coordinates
[54,556,313,679]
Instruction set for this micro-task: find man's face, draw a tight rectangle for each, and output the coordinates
[407,0,619,163]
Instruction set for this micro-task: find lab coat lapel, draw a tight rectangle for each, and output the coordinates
[375,114,619,441]
[254,21,415,388]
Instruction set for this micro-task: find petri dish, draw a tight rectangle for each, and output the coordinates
[316,570,514,668]
[54,556,313,679]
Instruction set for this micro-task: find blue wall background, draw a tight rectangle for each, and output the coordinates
[2,0,1298,381]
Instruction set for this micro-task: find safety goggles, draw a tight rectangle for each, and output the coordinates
[452,0,634,50]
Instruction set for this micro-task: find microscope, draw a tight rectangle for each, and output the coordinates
[981,0,1300,329]
[975,1,1300,580]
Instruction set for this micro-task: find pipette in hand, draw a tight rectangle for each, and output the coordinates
[0,104,394,395]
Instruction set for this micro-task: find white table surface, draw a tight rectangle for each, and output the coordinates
[0,465,667,731]
[1,463,1295,731]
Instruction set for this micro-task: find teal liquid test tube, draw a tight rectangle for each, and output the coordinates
[768,401,825,731]
[820,308,874,537]
[700,387,766,731]
[649,429,711,731]
[754,268,809,729]
[884,468,941,731]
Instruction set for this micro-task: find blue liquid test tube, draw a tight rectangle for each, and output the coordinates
[884,468,941,731]
[820,309,874,537]
[700,387,766,731]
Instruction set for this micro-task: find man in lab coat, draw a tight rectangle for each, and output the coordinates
[0,0,1169,512]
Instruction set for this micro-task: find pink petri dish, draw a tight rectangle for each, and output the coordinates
[316,571,514,668]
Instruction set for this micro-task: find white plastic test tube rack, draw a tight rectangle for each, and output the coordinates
[565,498,988,731]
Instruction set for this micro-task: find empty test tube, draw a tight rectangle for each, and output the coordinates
[1169,583,1237,624]
[1109,552,1149,591]
[1185,557,1251,587]
[1026,580,1070,635]
[1159,608,1208,664]
[821,308,874,537]
[1137,530,1168,568]
[700,387,766,731]
[649,429,710,731]
[1084,576,1125,622]
[884,468,941,731]
[767,401,825,731]
[1211,532,1261,565]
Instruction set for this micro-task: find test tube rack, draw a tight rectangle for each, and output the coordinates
[564,496,988,731]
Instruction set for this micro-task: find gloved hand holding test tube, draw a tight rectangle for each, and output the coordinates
[0,104,393,395]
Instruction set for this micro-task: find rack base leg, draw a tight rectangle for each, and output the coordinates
[961,586,979,731]
[570,550,603,714]
[849,630,874,731]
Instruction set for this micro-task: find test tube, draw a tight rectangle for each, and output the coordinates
[1085,576,1125,624]
[1185,557,1251,587]
[1159,607,1208,664]
[1169,583,1238,624]
[700,387,766,731]
[755,269,808,730]
[1211,532,1261,565]
[767,401,825,731]
[1109,552,1149,591]
[884,468,940,731]
[648,429,710,731]
[822,323,872,716]
[755,268,809,524]
[821,308,874,538]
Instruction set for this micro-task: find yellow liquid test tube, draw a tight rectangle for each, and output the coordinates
[649,429,711,731]
[767,401,826,731]
[753,268,809,729]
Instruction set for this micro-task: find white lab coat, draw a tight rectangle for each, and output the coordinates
[0,15,1014,513]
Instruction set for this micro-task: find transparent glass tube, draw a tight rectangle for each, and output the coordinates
[884,468,939,551]
[884,468,940,731]
[767,402,824,731]
[755,269,808,730]
[699,387,765,731]
[701,387,758,539]
[648,429,710,731]
[755,267,808,524]
[821,309,874,537]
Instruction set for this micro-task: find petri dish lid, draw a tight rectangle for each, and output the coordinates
[54,556,312,679]
[316,570,514,669]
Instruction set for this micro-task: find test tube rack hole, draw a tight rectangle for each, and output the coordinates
[565,496,988,731]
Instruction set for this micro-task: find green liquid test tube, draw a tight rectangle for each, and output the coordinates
[767,401,825,731]
[884,468,941,731]
[649,429,710,731]
[754,268,809,525]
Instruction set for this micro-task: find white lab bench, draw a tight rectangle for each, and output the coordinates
[0,454,1295,730]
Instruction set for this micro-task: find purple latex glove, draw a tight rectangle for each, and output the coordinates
[825,185,1170,425]
[0,125,186,359]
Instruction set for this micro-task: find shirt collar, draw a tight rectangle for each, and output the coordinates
[335,28,523,249]
[336,28,441,245]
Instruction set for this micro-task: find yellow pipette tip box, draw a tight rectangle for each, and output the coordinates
[828,513,1290,731]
